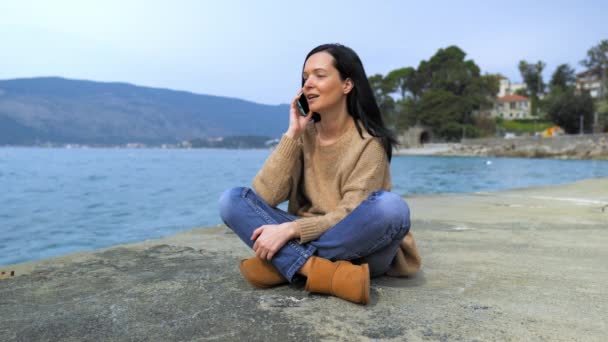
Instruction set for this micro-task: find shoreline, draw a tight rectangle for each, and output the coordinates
[394,143,456,156]
[1,177,608,340]
[4,142,608,160]
[396,144,608,160]
[395,134,608,160]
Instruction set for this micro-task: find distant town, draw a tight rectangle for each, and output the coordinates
[19,135,280,150]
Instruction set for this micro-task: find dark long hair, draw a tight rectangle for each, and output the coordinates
[302,43,399,161]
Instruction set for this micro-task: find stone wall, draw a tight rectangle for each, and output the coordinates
[446,133,608,159]
[397,125,433,148]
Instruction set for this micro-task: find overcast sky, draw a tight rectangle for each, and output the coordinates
[1,0,606,105]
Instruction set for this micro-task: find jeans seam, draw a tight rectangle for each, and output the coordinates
[274,208,297,222]
[286,255,308,280]
[286,244,316,280]
[288,241,307,257]
[242,189,276,225]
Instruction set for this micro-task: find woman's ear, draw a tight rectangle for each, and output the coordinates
[343,78,354,94]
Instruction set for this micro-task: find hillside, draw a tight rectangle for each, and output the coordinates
[0,77,289,145]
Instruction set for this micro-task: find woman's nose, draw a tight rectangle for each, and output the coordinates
[303,78,314,88]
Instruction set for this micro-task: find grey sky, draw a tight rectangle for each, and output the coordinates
[1,0,606,105]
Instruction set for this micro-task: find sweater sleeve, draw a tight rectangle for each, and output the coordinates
[252,134,302,207]
[295,139,389,243]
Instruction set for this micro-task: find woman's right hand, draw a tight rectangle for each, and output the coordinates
[285,90,313,139]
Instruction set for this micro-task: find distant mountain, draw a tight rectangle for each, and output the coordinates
[0,77,289,145]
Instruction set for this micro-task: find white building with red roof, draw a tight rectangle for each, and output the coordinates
[491,94,531,120]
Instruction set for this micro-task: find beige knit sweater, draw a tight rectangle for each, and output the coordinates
[252,118,421,277]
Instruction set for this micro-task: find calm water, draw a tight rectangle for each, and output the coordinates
[2,147,608,266]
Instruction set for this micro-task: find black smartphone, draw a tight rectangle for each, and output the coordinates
[297,93,309,117]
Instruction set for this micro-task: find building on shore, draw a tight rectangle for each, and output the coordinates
[576,68,603,99]
[576,68,606,133]
[477,76,533,120]
[498,76,527,98]
[490,94,532,120]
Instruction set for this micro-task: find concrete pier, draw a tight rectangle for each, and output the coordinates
[1,178,607,341]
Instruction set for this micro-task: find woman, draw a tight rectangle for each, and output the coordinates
[219,43,421,305]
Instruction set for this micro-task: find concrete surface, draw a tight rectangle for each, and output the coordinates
[1,178,607,341]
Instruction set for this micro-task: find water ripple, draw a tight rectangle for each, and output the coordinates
[86,175,107,181]
[86,203,104,209]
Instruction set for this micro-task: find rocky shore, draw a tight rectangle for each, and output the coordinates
[1,178,607,341]
[442,136,608,159]
[395,134,608,159]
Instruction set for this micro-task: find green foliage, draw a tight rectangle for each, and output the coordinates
[368,41,608,139]
[418,46,480,96]
[599,99,608,114]
[436,122,462,141]
[514,88,528,97]
[368,45,499,141]
[578,40,608,132]
[415,90,469,128]
[497,119,554,134]
[436,123,480,141]
[544,88,595,134]
[581,39,608,70]
[474,116,497,137]
[596,99,608,132]
[549,64,576,92]
[384,67,417,99]
[369,73,397,127]
[580,39,608,100]
[394,98,417,129]
[518,60,546,116]
[463,124,481,139]
[518,60,546,96]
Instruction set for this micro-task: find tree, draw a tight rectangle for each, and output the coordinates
[544,88,594,134]
[418,46,480,96]
[514,88,528,97]
[464,73,500,113]
[549,64,576,92]
[598,100,608,132]
[369,74,397,127]
[384,67,419,100]
[580,39,608,100]
[394,98,417,129]
[518,60,546,116]
[415,90,466,127]
[413,46,497,137]
[369,45,498,139]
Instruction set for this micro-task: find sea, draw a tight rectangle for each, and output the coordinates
[2,147,608,266]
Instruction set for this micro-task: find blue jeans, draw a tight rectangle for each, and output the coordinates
[218,187,410,282]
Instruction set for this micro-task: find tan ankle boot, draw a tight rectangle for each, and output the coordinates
[239,257,288,288]
[304,256,370,304]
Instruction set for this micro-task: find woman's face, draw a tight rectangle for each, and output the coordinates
[302,51,352,113]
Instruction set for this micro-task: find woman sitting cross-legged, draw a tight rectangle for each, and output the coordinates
[219,43,421,305]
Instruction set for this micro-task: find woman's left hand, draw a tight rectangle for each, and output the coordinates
[251,222,298,260]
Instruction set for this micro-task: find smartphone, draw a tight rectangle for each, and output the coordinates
[297,93,309,117]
